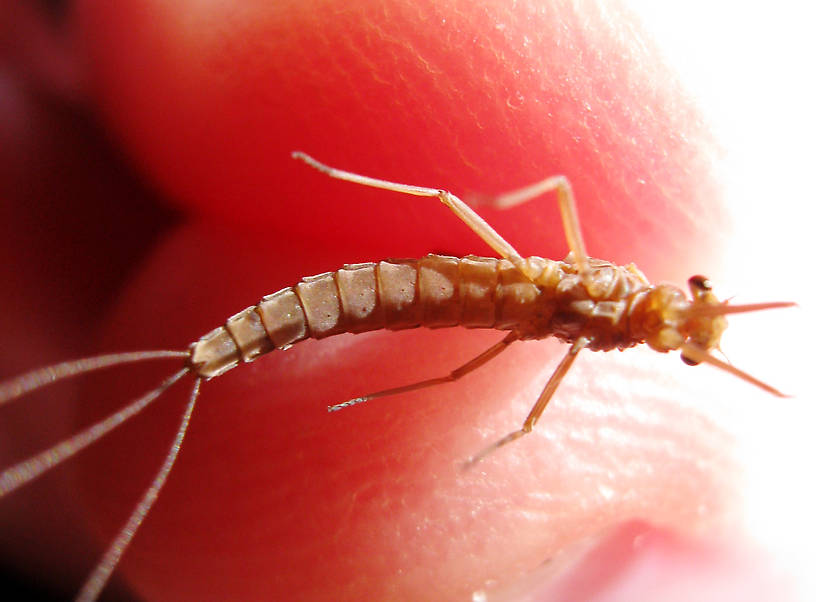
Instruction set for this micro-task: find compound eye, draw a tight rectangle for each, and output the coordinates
[688,274,712,292]
[680,353,700,366]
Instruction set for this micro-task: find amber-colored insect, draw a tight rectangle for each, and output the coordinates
[0,152,793,601]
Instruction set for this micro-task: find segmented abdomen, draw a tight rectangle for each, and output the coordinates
[188,254,558,378]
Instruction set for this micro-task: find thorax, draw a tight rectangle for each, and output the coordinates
[515,256,653,351]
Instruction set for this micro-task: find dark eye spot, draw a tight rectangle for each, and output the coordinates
[681,353,700,366]
[688,275,712,292]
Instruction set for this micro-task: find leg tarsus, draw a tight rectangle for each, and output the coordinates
[463,428,529,469]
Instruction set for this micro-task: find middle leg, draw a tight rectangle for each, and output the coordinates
[491,174,589,277]
[328,331,520,412]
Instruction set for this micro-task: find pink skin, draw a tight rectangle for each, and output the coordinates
[0,1,795,600]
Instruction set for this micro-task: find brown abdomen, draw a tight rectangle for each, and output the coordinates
[188,254,550,378]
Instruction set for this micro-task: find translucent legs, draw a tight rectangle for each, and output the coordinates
[292,152,590,281]
[328,332,520,412]
[465,336,589,466]
[492,174,589,275]
[293,151,595,462]
[326,331,588,466]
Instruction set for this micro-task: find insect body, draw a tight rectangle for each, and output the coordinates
[0,153,793,601]
[191,253,650,380]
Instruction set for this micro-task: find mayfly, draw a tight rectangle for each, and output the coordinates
[0,152,793,601]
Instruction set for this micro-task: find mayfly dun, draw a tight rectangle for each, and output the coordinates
[0,152,794,601]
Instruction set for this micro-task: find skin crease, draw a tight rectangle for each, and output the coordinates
[0,0,800,600]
